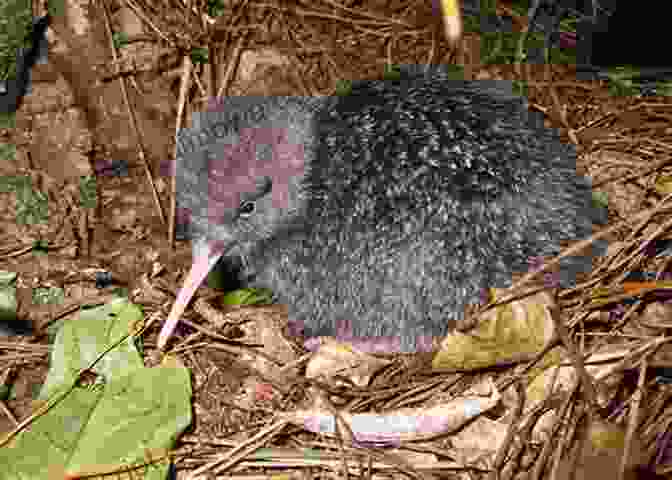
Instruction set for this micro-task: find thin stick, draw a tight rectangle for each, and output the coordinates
[100,0,166,225]
[169,55,193,248]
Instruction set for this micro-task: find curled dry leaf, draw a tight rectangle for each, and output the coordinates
[526,346,631,410]
[304,338,391,388]
[434,289,557,370]
[508,344,632,443]
[285,377,501,445]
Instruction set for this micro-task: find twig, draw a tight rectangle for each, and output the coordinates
[187,419,289,478]
[169,55,193,249]
[547,302,599,414]
[100,1,166,225]
[620,358,647,480]
[216,33,246,98]
[490,381,526,480]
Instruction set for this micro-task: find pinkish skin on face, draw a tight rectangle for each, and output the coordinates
[157,114,307,351]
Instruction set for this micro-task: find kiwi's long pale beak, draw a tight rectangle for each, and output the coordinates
[440,0,462,45]
[156,239,225,351]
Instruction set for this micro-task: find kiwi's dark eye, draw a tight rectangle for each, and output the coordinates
[239,201,255,216]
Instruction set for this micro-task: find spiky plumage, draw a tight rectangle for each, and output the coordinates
[160,65,604,353]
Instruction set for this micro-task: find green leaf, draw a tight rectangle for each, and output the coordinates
[0,299,192,480]
[0,174,29,193]
[207,0,227,17]
[112,31,129,49]
[190,47,208,64]
[0,143,16,163]
[220,288,274,306]
[79,175,97,209]
[592,191,609,209]
[15,183,48,224]
[0,270,17,326]
[335,79,352,96]
[0,0,32,80]
[32,286,64,305]
[383,64,401,81]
